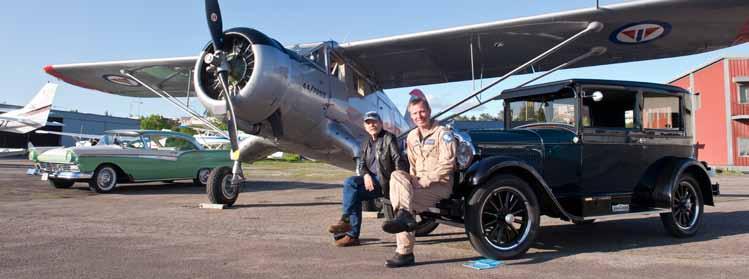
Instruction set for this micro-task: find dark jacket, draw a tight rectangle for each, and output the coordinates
[356,130,407,198]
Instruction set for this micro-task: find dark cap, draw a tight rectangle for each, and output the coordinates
[363,111,381,122]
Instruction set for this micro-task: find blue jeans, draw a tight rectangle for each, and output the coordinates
[341,175,383,238]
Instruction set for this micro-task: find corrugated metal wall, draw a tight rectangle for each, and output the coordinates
[692,60,729,165]
[730,59,749,166]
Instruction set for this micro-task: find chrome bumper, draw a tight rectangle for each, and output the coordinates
[27,167,93,180]
[706,167,720,196]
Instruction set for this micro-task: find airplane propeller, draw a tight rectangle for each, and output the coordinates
[204,0,240,160]
[205,0,224,50]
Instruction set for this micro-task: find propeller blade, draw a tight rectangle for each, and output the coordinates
[205,0,224,50]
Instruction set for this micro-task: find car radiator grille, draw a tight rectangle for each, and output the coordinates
[38,162,75,172]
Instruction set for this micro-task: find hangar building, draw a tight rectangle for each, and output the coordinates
[0,104,139,148]
[670,56,749,169]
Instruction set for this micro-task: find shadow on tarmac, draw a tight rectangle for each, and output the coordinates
[512,210,749,265]
[230,202,340,208]
[368,210,749,266]
[66,180,340,195]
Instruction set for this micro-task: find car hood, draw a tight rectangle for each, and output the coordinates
[36,145,122,164]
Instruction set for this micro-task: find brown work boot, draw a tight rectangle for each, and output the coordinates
[328,219,352,234]
[334,235,360,247]
[385,253,415,268]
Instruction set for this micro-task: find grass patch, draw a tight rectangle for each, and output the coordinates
[715,168,745,176]
[244,160,352,182]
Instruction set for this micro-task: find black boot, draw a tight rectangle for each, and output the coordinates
[385,253,415,268]
[381,209,416,234]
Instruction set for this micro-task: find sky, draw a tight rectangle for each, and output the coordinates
[1,0,748,119]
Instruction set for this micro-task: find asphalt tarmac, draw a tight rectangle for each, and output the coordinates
[1,158,748,278]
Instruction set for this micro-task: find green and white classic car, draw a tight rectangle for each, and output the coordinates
[28,130,232,193]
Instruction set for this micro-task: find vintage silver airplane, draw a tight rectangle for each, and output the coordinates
[43,0,749,205]
[0,83,61,134]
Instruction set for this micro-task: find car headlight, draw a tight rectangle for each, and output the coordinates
[454,132,477,170]
[65,151,78,163]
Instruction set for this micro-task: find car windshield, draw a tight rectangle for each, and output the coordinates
[508,90,576,128]
[101,134,144,149]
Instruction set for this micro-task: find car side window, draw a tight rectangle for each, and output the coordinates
[164,136,198,152]
[642,92,681,131]
[581,88,637,129]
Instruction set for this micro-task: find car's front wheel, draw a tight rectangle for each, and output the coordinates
[206,166,239,206]
[89,165,118,193]
[465,174,540,260]
[660,174,704,238]
[49,179,74,189]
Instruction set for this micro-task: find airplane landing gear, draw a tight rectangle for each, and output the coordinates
[206,161,244,206]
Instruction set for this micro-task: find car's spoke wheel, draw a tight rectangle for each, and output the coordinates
[660,174,703,238]
[49,179,74,189]
[466,174,539,260]
[206,166,238,206]
[89,165,118,193]
[193,168,211,186]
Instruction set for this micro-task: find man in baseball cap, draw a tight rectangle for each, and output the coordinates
[327,111,407,246]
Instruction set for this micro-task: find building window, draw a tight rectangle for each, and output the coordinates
[740,83,749,104]
[739,138,749,157]
[643,92,681,130]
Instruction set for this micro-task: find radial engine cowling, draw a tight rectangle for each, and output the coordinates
[194,28,290,124]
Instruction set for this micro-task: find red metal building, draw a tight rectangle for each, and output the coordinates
[670,57,749,168]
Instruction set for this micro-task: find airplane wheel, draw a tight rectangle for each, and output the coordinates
[89,165,118,193]
[49,179,74,189]
[206,166,238,206]
[193,168,211,186]
[465,174,539,260]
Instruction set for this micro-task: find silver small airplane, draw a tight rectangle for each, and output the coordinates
[44,0,749,204]
[0,83,61,134]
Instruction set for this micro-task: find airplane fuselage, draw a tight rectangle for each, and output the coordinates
[194,29,410,170]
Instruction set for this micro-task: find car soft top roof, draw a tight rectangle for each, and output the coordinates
[500,79,690,100]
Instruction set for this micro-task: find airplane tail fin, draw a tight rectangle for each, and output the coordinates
[15,83,58,124]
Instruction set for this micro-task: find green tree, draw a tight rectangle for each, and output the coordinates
[210,118,228,130]
[478,113,496,121]
[140,114,176,130]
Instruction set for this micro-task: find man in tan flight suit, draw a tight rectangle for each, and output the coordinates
[381,91,457,268]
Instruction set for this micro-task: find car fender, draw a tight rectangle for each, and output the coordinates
[465,155,584,221]
[652,157,714,208]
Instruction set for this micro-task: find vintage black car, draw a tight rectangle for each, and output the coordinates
[415,79,718,260]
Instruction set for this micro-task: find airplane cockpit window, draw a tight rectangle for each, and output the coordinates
[356,75,374,96]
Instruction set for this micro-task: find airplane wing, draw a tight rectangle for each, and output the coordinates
[339,0,749,89]
[35,130,102,140]
[43,57,197,98]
